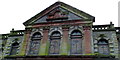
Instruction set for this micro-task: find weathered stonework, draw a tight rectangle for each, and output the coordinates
[0,1,119,60]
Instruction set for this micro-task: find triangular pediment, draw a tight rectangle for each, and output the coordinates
[23,1,95,26]
[34,7,84,24]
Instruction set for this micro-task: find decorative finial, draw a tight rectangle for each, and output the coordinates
[12,28,14,31]
[110,21,112,25]
[57,0,61,2]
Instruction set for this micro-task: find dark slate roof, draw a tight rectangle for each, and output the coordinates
[23,1,95,26]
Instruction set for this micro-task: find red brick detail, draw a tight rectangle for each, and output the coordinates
[24,30,31,54]
[83,26,92,54]
[32,20,86,28]
[62,28,69,42]
[42,29,49,44]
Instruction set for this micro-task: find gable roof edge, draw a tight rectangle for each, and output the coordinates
[23,1,95,26]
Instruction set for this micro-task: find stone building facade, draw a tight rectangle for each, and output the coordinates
[0,1,120,60]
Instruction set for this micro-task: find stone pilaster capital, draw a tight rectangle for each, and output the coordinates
[83,26,91,30]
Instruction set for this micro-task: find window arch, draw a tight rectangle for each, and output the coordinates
[98,38,109,55]
[49,31,61,54]
[28,32,42,55]
[70,30,82,54]
[10,42,19,55]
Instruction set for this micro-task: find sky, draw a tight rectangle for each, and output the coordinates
[0,0,119,34]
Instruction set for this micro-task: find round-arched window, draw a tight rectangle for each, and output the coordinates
[70,30,82,54]
[49,31,61,54]
[98,38,109,55]
[28,32,42,55]
[10,42,19,55]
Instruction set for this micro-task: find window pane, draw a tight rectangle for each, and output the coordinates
[49,40,60,54]
[10,42,19,55]
[29,40,40,55]
[71,39,82,54]
[98,39,109,55]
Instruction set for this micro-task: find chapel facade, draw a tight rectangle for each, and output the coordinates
[0,1,120,60]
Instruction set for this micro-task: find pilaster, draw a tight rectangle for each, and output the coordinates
[60,25,69,55]
[19,28,31,56]
[83,26,92,54]
[39,26,49,55]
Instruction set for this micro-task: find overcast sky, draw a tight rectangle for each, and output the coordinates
[0,0,119,34]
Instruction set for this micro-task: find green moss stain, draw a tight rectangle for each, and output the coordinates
[39,39,50,55]
[39,43,47,55]
[60,42,68,55]
[19,34,27,56]
[45,40,50,55]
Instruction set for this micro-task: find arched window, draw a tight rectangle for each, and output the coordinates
[98,39,109,55]
[10,42,19,55]
[49,31,61,54]
[28,32,42,55]
[70,30,82,54]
